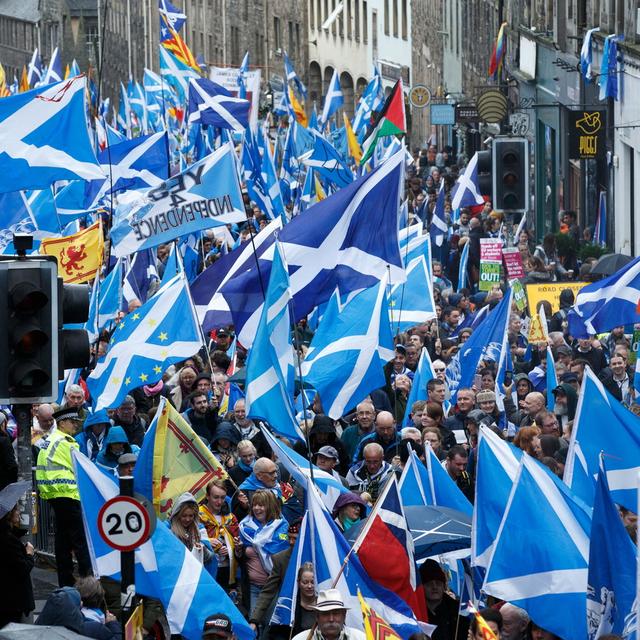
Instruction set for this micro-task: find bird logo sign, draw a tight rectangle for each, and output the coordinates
[570,110,605,159]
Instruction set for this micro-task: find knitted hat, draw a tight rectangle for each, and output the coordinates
[476,390,496,404]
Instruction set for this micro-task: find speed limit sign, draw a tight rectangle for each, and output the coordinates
[98,496,151,552]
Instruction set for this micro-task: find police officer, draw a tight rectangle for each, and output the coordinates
[36,408,92,586]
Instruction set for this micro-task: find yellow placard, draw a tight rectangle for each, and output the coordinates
[525,282,587,314]
[124,603,144,640]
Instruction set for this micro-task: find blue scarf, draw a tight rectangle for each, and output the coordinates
[239,473,283,499]
[238,516,289,572]
[238,459,254,474]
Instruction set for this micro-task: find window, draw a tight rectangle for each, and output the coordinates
[393,0,398,37]
[384,0,389,34]
[331,0,337,35]
[288,21,294,54]
[371,8,377,52]
[324,0,329,27]
[401,0,407,39]
[310,0,315,29]
[338,0,344,36]
[364,2,369,43]
[295,22,300,57]
[347,0,352,38]
[274,16,281,50]
[355,0,360,40]
[208,34,213,60]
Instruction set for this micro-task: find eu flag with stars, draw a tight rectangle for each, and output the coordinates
[87,275,202,410]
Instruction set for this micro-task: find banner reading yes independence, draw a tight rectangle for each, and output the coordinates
[110,142,245,257]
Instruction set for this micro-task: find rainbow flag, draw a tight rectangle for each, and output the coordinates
[134,397,227,518]
[488,22,508,80]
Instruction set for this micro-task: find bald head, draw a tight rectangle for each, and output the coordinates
[36,404,55,431]
[253,457,278,488]
[375,411,396,443]
[524,392,545,416]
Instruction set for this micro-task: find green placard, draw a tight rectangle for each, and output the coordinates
[479,261,501,291]
[510,279,527,311]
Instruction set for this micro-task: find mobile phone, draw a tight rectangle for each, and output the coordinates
[504,371,513,387]
[473,374,483,389]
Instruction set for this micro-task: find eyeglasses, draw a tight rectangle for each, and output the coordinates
[261,469,278,476]
[434,368,446,373]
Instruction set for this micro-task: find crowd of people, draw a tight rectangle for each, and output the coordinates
[0,141,635,640]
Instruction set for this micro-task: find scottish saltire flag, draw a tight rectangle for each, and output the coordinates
[599,35,620,101]
[593,190,607,247]
[159,242,180,288]
[188,78,250,131]
[353,476,427,622]
[580,27,600,82]
[296,484,422,638]
[42,47,62,84]
[402,348,434,427]
[191,218,282,331]
[389,256,436,333]
[87,275,202,410]
[352,66,384,135]
[123,249,159,304]
[567,257,640,338]
[429,180,448,246]
[128,80,149,134]
[399,223,422,252]
[260,130,287,222]
[402,232,432,271]
[586,456,637,639]
[320,68,344,126]
[238,51,249,99]
[301,279,395,419]
[221,150,406,347]
[98,259,123,329]
[546,346,558,409]
[564,367,640,512]
[483,454,592,640]
[446,289,512,401]
[472,426,522,567]
[259,425,349,511]
[110,142,245,257]
[244,243,303,443]
[450,152,485,210]
[284,51,307,97]
[117,82,131,135]
[458,240,470,291]
[296,125,353,189]
[72,451,251,640]
[399,448,472,516]
[27,48,42,87]
[159,0,186,37]
[83,132,169,209]
[0,77,103,193]
[159,45,199,103]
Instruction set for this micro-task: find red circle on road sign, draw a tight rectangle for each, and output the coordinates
[97,496,151,552]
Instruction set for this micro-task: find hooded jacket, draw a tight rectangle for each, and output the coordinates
[553,382,578,422]
[75,410,111,462]
[293,415,349,475]
[95,426,133,471]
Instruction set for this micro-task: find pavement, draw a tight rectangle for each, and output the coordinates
[32,556,60,619]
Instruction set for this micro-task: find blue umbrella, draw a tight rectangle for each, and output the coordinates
[346,504,471,560]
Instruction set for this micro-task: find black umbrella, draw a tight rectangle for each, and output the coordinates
[0,624,93,640]
[0,481,29,519]
[590,253,633,277]
[346,505,472,560]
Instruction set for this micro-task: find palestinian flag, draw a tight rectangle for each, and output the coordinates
[360,78,405,165]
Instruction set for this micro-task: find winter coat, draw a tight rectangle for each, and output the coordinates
[0,522,34,623]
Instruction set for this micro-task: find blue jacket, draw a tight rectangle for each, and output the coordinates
[95,426,138,471]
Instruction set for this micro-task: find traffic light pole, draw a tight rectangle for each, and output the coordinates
[14,403,33,541]
[119,474,137,635]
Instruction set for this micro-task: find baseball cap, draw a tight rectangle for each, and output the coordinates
[202,613,233,638]
[117,453,138,466]
[317,445,339,461]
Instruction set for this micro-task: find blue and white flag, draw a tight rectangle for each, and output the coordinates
[320,68,344,126]
[389,256,436,333]
[259,425,349,512]
[292,484,422,638]
[110,142,245,257]
[580,27,600,83]
[87,275,202,410]
[483,454,592,640]
[301,278,395,419]
[84,132,169,209]
[221,151,406,347]
[546,346,558,409]
[458,240,470,291]
[399,448,472,516]
[284,51,307,97]
[593,190,607,247]
[159,46,199,104]
[402,232,432,271]
[123,249,159,305]
[42,47,63,85]
[188,78,250,131]
[567,257,640,338]
[244,242,302,443]
[586,456,637,639]
[599,35,620,102]
[402,347,434,427]
[472,426,522,567]
[238,51,250,99]
[159,0,186,35]
[128,80,149,134]
[296,124,353,189]
[446,290,512,401]
[98,259,123,329]
[72,450,253,640]
[27,48,42,87]
[260,130,287,222]
[352,66,384,135]
[564,367,640,512]
[450,152,485,210]
[191,218,282,331]
[0,77,103,193]
[430,180,448,247]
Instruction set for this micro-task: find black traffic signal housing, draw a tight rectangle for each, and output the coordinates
[0,258,58,403]
[493,137,529,212]
[58,280,91,373]
[476,148,493,200]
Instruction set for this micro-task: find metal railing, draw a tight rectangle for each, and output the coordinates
[34,495,56,557]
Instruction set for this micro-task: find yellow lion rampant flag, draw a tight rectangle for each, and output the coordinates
[358,589,402,640]
[151,398,228,518]
[467,602,498,640]
[41,221,104,284]
[288,87,308,127]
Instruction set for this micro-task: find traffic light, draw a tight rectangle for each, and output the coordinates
[493,137,529,213]
[0,259,58,403]
[476,148,493,200]
[58,281,91,373]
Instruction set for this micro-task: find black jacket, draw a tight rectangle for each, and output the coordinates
[0,523,34,623]
[111,415,146,447]
[0,432,18,490]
